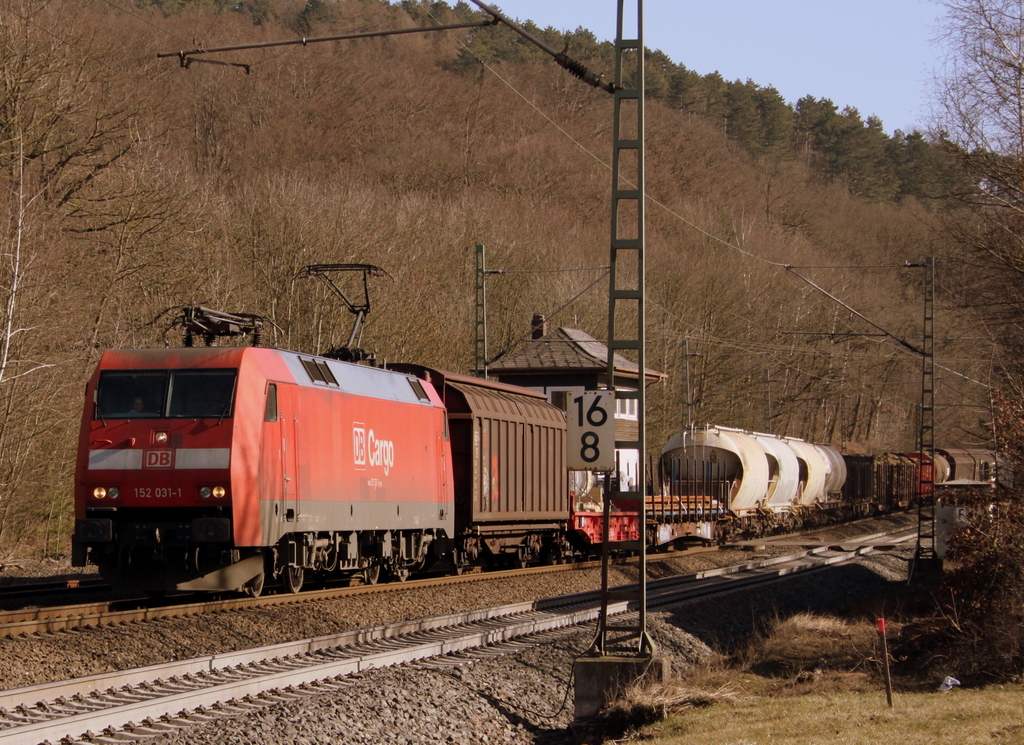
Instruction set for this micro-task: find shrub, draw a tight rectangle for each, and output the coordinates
[935,391,1024,683]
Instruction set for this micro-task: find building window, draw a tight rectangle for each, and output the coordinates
[615,394,638,420]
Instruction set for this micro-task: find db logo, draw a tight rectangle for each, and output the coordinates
[352,424,366,469]
[144,450,174,469]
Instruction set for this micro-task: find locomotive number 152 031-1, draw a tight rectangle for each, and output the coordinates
[135,487,182,499]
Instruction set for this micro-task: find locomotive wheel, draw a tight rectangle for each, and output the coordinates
[362,564,380,586]
[243,572,265,598]
[283,565,304,594]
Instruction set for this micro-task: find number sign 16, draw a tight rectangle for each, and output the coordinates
[568,391,616,471]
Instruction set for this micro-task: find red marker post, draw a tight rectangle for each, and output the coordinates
[878,618,893,708]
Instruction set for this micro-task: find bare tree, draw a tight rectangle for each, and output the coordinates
[934,1,1024,370]
[937,0,1024,161]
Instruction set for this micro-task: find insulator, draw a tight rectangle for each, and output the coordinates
[556,54,588,81]
[554,53,602,88]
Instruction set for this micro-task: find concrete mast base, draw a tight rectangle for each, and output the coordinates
[572,655,671,719]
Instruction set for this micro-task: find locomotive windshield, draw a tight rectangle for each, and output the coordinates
[96,369,237,419]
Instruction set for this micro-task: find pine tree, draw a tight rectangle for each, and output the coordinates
[724,80,762,152]
[296,0,332,35]
[754,86,794,155]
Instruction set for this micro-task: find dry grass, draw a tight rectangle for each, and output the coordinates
[585,614,1024,744]
[740,611,881,681]
[639,687,1024,745]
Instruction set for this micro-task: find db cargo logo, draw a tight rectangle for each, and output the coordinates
[143,450,174,469]
[352,423,394,475]
[353,424,366,469]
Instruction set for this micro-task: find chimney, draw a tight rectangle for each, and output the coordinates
[531,313,548,340]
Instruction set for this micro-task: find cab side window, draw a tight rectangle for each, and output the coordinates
[264,383,278,422]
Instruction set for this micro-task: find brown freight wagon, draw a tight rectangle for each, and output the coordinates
[390,365,570,567]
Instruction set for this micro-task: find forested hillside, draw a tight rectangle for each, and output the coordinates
[0,0,993,556]
[433,1,969,205]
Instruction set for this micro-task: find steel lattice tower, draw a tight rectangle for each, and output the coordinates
[591,0,653,657]
[915,257,936,567]
[474,244,488,378]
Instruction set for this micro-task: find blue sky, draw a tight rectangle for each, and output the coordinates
[491,1,946,135]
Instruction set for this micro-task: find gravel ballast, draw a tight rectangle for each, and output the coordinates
[133,549,912,745]
[134,611,718,745]
[0,548,786,690]
[0,525,913,743]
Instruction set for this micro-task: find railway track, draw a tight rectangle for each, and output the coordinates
[0,513,917,638]
[0,578,107,605]
[0,529,915,745]
[0,557,634,638]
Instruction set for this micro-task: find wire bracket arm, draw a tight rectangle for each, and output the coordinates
[466,0,617,94]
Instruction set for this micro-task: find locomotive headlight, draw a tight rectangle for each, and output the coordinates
[154,431,169,445]
[199,486,212,499]
[108,487,120,499]
[92,487,107,499]
[212,486,226,499]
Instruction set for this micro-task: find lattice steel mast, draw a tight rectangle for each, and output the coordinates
[591,0,651,657]
[913,257,937,568]
[474,244,489,378]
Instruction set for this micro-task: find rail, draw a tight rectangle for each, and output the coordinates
[0,533,914,745]
[0,557,630,638]
[0,513,916,638]
[0,578,107,604]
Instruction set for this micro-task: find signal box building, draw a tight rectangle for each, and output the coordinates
[487,315,666,492]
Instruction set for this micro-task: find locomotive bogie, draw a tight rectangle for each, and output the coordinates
[262,526,446,591]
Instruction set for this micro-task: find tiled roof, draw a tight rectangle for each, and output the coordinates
[489,327,666,380]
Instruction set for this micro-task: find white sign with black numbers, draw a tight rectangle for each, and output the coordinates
[568,390,616,471]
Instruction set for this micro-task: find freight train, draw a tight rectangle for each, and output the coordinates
[71,341,996,596]
[657,426,994,543]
